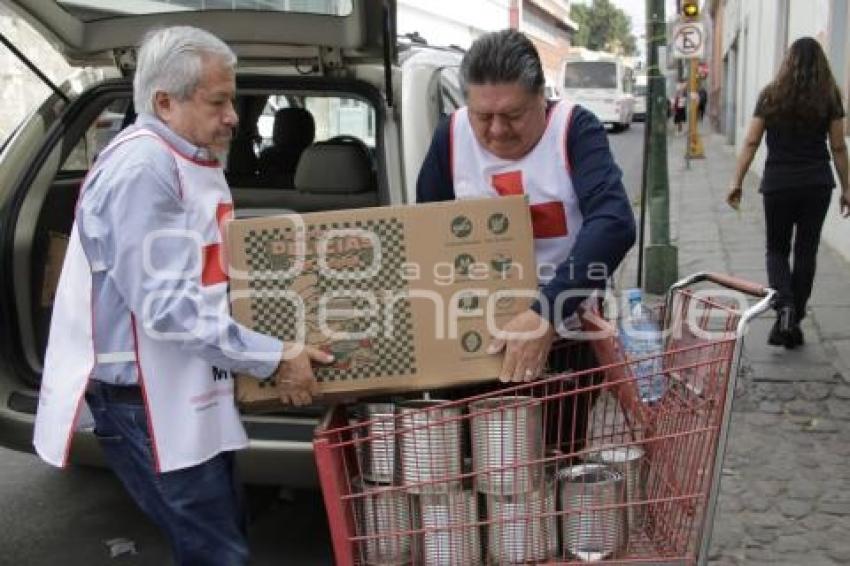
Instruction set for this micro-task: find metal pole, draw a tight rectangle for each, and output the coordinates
[636,10,654,289]
[643,0,678,295]
[675,0,684,82]
[636,115,649,289]
[688,58,705,158]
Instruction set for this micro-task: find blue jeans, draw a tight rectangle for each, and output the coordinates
[85,383,249,566]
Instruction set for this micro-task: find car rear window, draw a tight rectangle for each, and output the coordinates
[61,98,132,172]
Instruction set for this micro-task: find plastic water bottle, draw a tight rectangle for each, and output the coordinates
[619,289,665,403]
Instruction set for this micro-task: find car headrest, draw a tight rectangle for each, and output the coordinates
[272,107,315,150]
[295,139,374,194]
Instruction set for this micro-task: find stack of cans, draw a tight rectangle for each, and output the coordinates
[351,397,640,564]
[398,400,463,493]
[413,490,481,566]
[352,403,412,565]
[487,478,558,563]
[470,397,544,495]
[357,403,398,484]
[398,400,480,565]
[353,478,413,566]
[470,396,557,563]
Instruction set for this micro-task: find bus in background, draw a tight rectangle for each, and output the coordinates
[560,48,634,133]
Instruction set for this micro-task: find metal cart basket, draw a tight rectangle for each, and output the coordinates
[314,272,774,565]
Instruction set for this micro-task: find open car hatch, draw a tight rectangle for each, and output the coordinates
[5,0,397,77]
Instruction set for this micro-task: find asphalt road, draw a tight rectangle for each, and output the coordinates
[607,120,645,204]
[0,446,332,565]
[0,122,645,566]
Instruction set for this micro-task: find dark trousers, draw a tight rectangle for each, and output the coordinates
[763,189,831,321]
[85,382,249,566]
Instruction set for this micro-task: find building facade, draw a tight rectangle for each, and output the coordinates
[513,0,578,91]
[398,0,576,91]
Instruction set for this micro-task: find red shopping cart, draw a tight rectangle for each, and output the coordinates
[313,272,774,565]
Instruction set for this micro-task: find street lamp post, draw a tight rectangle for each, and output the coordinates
[641,0,678,294]
[684,1,705,161]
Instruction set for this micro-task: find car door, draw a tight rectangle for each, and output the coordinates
[399,47,463,202]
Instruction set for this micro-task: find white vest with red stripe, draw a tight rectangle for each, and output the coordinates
[34,127,248,473]
[451,100,583,284]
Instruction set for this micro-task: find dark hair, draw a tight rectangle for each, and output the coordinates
[460,29,545,95]
[759,37,841,126]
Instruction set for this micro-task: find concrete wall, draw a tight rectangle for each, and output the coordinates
[399,0,574,95]
[523,8,571,87]
[399,0,573,89]
[730,0,785,176]
[707,1,724,132]
[521,1,574,89]
[531,34,571,87]
[822,1,850,261]
[787,0,830,46]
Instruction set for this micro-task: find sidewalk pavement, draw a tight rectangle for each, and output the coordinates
[618,129,850,565]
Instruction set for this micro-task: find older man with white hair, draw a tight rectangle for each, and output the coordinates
[33,26,332,565]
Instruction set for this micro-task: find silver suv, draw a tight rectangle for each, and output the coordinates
[0,0,463,487]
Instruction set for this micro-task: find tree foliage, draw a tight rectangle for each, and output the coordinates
[570,0,638,56]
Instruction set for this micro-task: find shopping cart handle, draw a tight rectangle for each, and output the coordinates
[676,271,771,298]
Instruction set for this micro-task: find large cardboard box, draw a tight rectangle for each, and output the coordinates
[227,195,537,408]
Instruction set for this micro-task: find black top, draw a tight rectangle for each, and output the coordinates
[754,88,845,193]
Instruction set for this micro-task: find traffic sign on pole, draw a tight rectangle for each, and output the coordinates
[672,22,705,59]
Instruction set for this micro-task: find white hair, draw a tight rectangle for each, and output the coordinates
[133,26,236,116]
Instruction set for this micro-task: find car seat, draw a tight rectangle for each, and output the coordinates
[257,107,315,188]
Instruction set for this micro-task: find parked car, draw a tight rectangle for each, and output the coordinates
[0,0,463,487]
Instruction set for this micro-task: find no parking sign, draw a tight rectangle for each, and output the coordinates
[672,22,705,59]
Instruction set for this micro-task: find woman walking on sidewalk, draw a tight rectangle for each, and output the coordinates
[727,37,850,348]
[673,82,688,135]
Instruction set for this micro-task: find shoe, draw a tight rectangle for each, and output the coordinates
[789,325,804,347]
[767,320,790,347]
[779,306,796,349]
[767,306,795,348]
